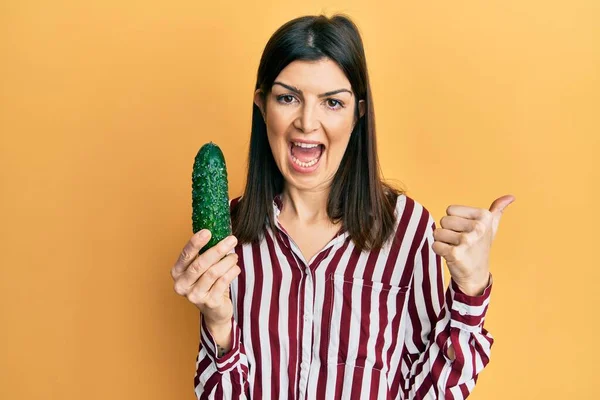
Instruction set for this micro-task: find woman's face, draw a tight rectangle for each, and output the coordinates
[254,58,365,193]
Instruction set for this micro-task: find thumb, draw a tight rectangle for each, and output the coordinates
[489,194,516,238]
[489,194,516,215]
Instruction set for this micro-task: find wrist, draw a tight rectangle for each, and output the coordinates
[454,272,490,296]
[203,314,231,330]
[203,316,233,356]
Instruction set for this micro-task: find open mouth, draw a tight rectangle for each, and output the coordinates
[289,141,325,169]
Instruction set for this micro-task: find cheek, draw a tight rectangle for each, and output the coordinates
[265,106,290,138]
[265,117,290,166]
[327,137,351,164]
[266,131,286,163]
[326,119,354,147]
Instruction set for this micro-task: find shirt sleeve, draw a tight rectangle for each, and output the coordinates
[194,313,250,399]
[397,218,494,400]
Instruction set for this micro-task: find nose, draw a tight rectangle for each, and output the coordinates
[295,103,320,133]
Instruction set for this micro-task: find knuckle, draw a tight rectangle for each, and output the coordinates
[187,291,201,305]
[189,264,200,275]
[481,209,493,220]
[205,268,218,280]
[477,208,494,222]
[216,275,229,286]
[174,283,188,296]
[459,233,471,246]
[191,258,206,275]
[473,220,487,234]
[181,248,194,263]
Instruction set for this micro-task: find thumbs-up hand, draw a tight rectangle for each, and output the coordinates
[432,195,516,296]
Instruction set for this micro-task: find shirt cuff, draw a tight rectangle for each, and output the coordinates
[200,314,242,373]
[449,273,493,332]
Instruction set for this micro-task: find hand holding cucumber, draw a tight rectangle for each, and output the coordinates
[171,142,240,328]
[170,229,240,326]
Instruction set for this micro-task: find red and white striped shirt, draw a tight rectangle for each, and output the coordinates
[194,193,493,399]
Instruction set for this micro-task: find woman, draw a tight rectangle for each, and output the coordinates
[171,14,514,400]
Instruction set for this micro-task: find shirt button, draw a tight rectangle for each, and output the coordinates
[458,308,467,316]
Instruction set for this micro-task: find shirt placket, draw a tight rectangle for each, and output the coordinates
[279,234,347,400]
[273,223,314,399]
[272,197,348,400]
[298,262,314,400]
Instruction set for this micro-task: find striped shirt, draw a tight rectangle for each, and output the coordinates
[194,193,493,399]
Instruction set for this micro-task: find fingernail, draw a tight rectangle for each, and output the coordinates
[226,236,237,247]
[199,229,210,240]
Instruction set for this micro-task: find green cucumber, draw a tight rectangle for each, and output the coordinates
[192,142,232,254]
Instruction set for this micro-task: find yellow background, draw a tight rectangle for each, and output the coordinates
[1,1,598,399]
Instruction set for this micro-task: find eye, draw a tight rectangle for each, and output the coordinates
[276,95,297,105]
[325,99,344,110]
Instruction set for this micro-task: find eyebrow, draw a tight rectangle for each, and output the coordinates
[272,81,353,97]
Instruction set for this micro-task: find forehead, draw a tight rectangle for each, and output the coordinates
[273,58,351,92]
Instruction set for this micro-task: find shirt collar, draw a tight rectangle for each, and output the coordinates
[271,192,348,240]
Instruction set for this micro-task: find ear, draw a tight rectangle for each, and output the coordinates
[353,99,366,129]
[254,89,266,120]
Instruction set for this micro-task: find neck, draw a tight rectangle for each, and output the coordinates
[280,186,333,226]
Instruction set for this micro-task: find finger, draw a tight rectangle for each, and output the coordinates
[172,229,212,278]
[177,236,238,291]
[433,228,461,245]
[489,195,515,239]
[192,252,239,295]
[440,215,477,233]
[206,264,241,305]
[488,194,516,215]
[432,240,457,262]
[446,205,491,221]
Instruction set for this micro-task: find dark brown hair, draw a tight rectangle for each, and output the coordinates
[231,14,405,251]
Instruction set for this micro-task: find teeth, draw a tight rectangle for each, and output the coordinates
[293,142,320,148]
[291,155,319,168]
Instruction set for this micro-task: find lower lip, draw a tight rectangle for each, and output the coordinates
[287,144,323,174]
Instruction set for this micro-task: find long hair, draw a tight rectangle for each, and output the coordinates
[231,14,405,251]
